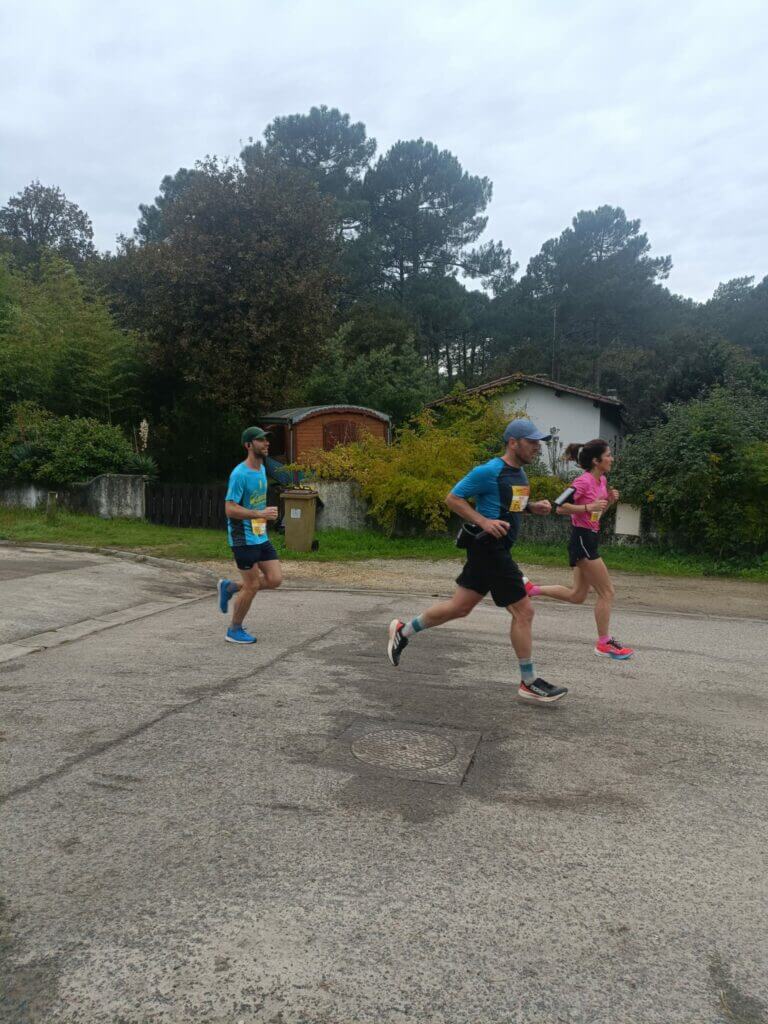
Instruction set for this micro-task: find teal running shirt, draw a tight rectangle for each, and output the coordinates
[225,462,269,547]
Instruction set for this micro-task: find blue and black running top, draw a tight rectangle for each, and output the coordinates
[225,462,269,547]
[451,456,530,547]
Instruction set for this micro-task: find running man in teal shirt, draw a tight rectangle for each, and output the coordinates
[386,418,568,703]
[218,426,283,645]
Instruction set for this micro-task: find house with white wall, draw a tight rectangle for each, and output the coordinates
[428,373,625,474]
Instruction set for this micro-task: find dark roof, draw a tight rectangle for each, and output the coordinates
[261,405,391,425]
[426,374,623,409]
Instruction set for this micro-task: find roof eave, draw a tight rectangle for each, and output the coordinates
[426,374,623,409]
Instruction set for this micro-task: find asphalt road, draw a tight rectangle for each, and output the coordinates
[1,545,767,1024]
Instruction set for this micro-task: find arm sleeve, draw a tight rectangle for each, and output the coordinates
[451,464,492,500]
[225,469,245,504]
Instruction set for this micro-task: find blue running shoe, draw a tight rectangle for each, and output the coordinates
[225,626,256,645]
[217,578,233,614]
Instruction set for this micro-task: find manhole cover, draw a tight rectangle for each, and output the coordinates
[320,718,481,785]
[351,729,457,771]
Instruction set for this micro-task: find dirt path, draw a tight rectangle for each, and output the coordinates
[199,556,768,620]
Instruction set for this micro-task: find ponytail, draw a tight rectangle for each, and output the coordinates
[562,439,609,471]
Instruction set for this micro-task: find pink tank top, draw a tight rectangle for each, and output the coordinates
[570,472,608,533]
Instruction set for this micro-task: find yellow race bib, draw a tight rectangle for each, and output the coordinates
[509,486,530,513]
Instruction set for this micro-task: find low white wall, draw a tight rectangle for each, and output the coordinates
[313,479,368,531]
[0,483,48,509]
[0,475,146,519]
[86,475,145,518]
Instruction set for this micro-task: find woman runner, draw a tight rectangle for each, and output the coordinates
[526,439,634,660]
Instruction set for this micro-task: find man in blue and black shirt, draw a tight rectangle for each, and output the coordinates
[387,418,568,703]
[217,426,283,645]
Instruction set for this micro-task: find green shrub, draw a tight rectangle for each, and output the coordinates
[526,474,571,504]
[0,402,133,485]
[614,386,768,557]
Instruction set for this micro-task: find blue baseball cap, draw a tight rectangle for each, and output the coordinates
[503,418,551,443]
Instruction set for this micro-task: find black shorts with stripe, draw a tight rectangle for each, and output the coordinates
[568,527,601,567]
[455,537,528,607]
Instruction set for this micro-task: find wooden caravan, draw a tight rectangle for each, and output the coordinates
[260,405,391,463]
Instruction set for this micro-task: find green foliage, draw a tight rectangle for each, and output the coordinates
[0,255,140,425]
[526,474,571,503]
[0,402,134,484]
[362,138,514,293]
[406,275,495,382]
[50,102,767,484]
[0,180,95,267]
[106,155,339,479]
[339,300,417,356]
[700,275,768,363]
[297,395,508,531]
[301,324,438,423]
[614,386,768,557]
[123,452,159,480]
[431,386,512,458]
[505,205,672,390]
[242,105,376,234]
[133,167,204,243]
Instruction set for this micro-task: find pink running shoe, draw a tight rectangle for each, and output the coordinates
[595,637,634,660]
[522,575,538,597]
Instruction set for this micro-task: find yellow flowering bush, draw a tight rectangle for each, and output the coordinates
[296,393,510,532]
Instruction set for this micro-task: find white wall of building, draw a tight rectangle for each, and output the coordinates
[494,384,624,473]
[505,385,600,442]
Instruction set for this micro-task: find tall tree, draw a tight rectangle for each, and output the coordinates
[700,276,768,362]
[502,206,673,388]
[0,181,95,267]
[133,167,204,243]
[242,105,375,200]
[240,106,379,308]
[106,157,339,479]
[406,275,493,384]
[361,139,514,296]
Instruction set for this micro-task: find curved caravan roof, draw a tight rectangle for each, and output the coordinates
[261,405,391,424]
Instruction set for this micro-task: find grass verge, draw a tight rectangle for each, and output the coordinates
[0,507,766,581]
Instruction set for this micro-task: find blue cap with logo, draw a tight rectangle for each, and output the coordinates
[503,418,551,443]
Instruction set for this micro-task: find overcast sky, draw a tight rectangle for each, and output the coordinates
[2,0,767,300]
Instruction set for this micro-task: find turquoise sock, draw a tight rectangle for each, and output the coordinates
[519,659,536,684]
[401,615,426,638]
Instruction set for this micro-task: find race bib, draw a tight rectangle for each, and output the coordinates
[590,510,601,523]
[250,518,267,536]
[509,486,530,513]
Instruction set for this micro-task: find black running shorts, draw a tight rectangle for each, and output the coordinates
[231,542,279,570]
[568,527,600,567]
[456,538,528,607]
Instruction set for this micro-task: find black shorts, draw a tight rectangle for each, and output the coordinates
[568,527,600,567]
[455,539,528,607]
[231,542,279,571]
